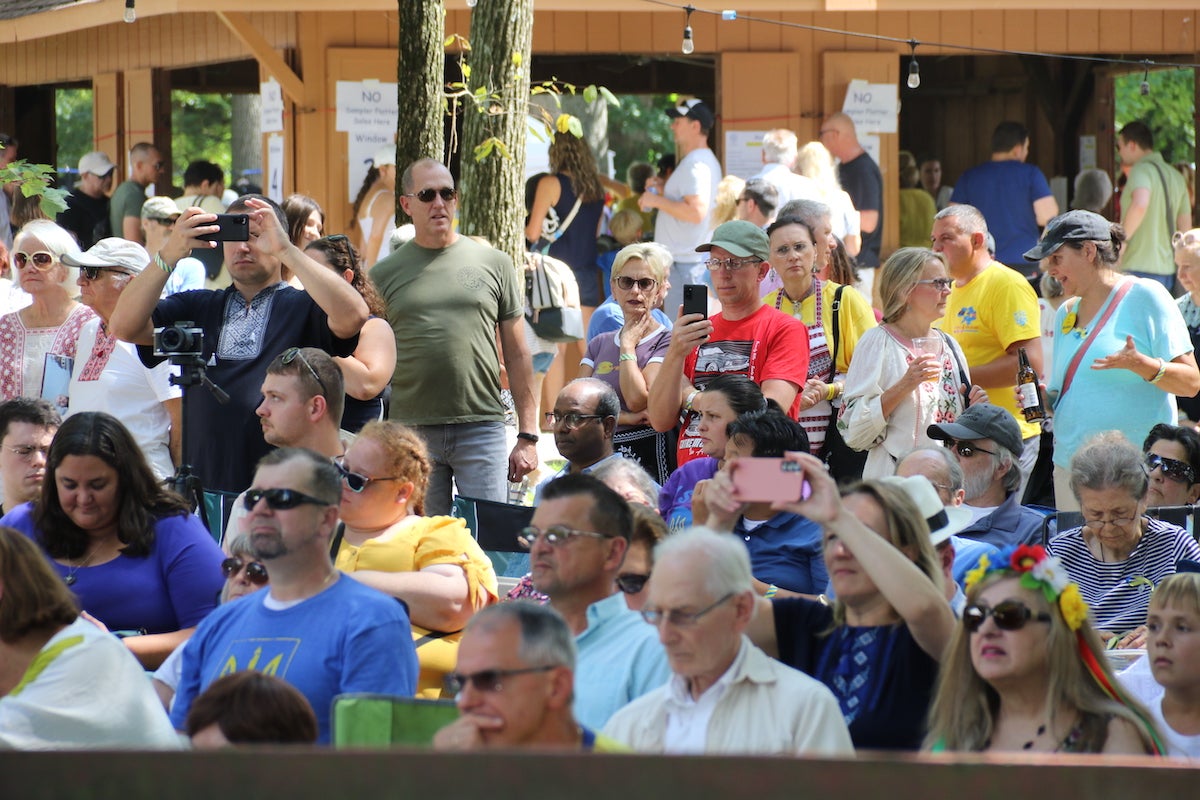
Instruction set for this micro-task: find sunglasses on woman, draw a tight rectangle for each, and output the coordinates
[963,600,1052,633]
[335,459,402,493]
[220,557,269,585]
[616,573,650,594]
[613,276,657,292]
[1146,453,1196,484]
[13,250,57,270]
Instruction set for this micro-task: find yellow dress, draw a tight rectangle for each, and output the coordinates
[334,515,498,699]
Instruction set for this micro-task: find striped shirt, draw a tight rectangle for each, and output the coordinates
[1047,518,1200,634]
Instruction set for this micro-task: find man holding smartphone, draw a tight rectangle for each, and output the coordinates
[109,194,368,495]
[646,220,809,466]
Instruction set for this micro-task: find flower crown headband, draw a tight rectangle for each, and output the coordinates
[964,544,1088,631]
[964,543,1166,756]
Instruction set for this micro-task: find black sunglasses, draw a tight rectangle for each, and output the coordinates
[221,557,269,586]
[443,666,555,696]
[616,573,650,594]
[404,187,457,203]
[1146,453,1197,484]
[280,347,329,399]
[79,265,134,281]
[614,276,657,292]
[242,487,335,511]
[944,439,997,459]
[335,459,403,493]
[963,600,1053,633]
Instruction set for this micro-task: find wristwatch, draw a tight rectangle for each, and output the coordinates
[516,432,540,443]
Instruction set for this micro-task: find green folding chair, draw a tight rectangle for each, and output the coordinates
[331,693,459,748]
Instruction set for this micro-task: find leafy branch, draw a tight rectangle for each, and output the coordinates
[0,158,69,218]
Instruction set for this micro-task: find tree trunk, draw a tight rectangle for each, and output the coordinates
[230,93,261,191]
[397,0,447,225]
[459,0,534,265]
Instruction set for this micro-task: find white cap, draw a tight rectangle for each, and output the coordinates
[78,151,116,176]
[878,475,973,546]
[60,237,150,274]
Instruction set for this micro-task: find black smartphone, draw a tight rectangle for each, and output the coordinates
[682,284,708,319]
[196,213,250,242]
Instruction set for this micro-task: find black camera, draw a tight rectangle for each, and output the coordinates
[154,321,205,357]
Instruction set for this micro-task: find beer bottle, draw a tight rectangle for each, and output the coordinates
[1016,347,1044,422]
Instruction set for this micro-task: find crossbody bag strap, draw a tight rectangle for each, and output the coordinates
[1059,279,1135,400]
[1147,160,1177,238]
[821,284,847,445]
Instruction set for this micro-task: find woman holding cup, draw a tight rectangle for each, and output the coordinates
[839,248,985,479]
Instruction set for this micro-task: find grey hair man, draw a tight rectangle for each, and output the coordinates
[603,528,853,755]
[752,129,822,209]
[433,602,622,751]
[928,403,1046,550]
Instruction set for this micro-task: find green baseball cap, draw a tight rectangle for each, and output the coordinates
[696,220,770,262]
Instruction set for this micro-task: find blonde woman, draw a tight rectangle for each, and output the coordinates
[839,248,984,479]
[1172,228,1200,423]
[796,141,862,257]
[926,544,1162,755]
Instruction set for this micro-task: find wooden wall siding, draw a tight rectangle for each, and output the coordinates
[0,12,294,86]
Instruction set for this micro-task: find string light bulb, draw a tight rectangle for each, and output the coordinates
[1140,60,1151,95]
[124,0,136,23]
[906,41,921,89]
[466,0,477,7]
[681,5,695,55]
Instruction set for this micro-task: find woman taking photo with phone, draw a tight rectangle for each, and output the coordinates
[741,452,956,749]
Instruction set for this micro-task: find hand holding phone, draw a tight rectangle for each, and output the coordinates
[682,284,708,319]
[730,457,812,504]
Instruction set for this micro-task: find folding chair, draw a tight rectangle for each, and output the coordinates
[331,693,459,748]
[451,495,536,581]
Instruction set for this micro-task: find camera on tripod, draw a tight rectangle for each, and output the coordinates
[154,321,205,358]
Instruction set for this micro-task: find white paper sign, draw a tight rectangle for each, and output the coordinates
[335,80,398,133]
[842,79,898,134]
[260,79,284,134]
[267,135,285,204]
[723,130,768,180]
[1079,135,1097,171]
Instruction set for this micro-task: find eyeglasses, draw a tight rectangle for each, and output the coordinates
[1173,231,1200,248]
[1082,513,1139,531]
[13,251,58,271]
[818,128,836,138]
[335,459,403,493]
[963,601,1053,633]
[324,233,351,247]
[916,278,953,291]
[616,573,650,594]
[220,557,269,586]
[1146,453,1196,485]
[772,242,812,257]
[242,487,335,511]
[943,439,997,459]
[704,257,761,272]
[4,443,49,461]
[518,525,613,549]
[280,347,329,399]
[544,411,605,431]
[144,217,177,226]
[642,593,734,627]
[403,187,457,203]
[614,275,658,292]
[79,266,134,281]
[443,666,555,696]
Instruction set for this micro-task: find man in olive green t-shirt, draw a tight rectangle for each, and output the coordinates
[109,142,162,245]
[1119,120,1191,289]
[370,158,539,515]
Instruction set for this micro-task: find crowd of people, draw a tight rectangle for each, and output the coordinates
[1,107,1199,764]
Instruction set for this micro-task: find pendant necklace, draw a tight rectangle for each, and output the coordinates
[64,549,98,586]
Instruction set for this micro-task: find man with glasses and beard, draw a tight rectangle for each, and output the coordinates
[928,403,1044,549]
[370,158,538,516]
[525,474,669,730]
[433,602,624,751]
[170,448,417,743]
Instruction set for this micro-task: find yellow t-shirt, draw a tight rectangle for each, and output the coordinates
[761,280,877,375]
[936,262,1042,440]
[335,515,498,698]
